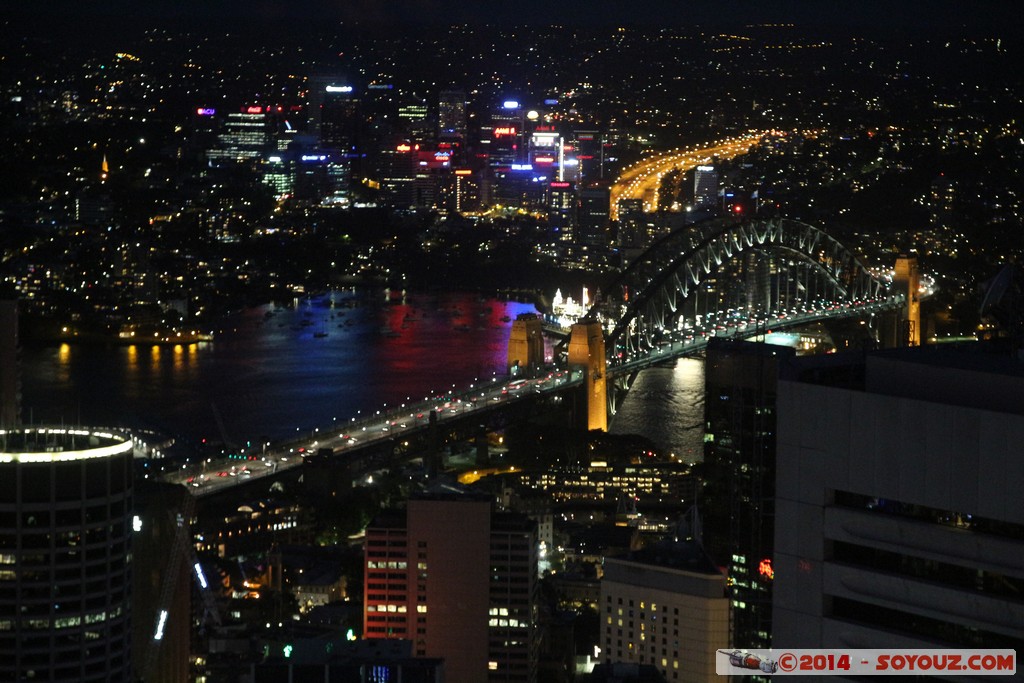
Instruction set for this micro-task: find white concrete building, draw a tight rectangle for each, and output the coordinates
[774,349,1024,653]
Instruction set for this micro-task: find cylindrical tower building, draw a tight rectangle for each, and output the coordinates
[0,428,134,682]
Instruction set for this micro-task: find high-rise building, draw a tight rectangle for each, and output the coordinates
[438,89,467,141]
[616,198,645,250]
[363,491,539,683]
[207,108,271,166]
[600,536,729,682]
[573,131,604,182]
[320,86,362,154]
[693,166,718,209]
[398,102,432,143]
[701,338,793,650]
[0,428,134,682]
[0,290,18,428]
[577,185,612,246]
[774,347,1024,654]
[547,181,577,240]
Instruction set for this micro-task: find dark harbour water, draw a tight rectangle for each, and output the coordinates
[608,358,706,463]
[19,288,704,459]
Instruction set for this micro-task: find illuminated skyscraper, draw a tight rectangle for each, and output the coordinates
[438,89,467,141]
[364,492,538,683]
[0,428,134,682]
[207,108,270,166]
[693,166,719,209]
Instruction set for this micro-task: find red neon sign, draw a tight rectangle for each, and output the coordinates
[549,182,571,188]
[534,156,555,164]
[494,127,517,137]
[245,106,263,114]
[758,558,774,580]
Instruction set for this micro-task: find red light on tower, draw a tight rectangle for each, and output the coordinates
[733,204,743,214]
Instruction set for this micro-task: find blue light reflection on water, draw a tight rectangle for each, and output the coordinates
[19,290,539,446]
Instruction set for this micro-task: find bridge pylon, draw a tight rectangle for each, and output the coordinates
[894,255,921,346]
[507,313,544,377]
[568,321,608,432]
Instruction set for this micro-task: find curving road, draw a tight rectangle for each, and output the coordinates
[609,131,769,221]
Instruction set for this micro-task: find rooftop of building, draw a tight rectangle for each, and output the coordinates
[785,341,1024,416]
[0,427,132,462]
[613,536,723,577]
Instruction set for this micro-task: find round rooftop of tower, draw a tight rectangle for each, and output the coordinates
[0,428,132,463]
[0,427,135,682]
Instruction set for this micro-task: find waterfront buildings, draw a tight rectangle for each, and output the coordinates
[363,490,539,683]
[0,428,134,682]
[773,346,1024,653]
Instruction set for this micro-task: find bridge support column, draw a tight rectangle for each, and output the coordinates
[894,255,921,346]
[568,321,608,432]
[507,314,544,377]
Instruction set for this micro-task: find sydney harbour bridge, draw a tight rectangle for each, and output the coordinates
[163,214,923,496]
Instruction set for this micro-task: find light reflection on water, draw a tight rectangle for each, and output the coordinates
[608,357,706,463]
[24,289,701,458]
[20,290,539,446]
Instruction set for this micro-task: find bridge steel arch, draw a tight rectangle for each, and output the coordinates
[591,217,889,362]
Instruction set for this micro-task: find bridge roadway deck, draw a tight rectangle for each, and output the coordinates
[160,296,898,497]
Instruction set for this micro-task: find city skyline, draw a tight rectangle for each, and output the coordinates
[2,4,1022,680]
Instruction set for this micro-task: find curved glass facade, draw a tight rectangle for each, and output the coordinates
[0,429,133,682]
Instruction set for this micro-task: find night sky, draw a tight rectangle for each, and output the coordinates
[7,0,1022,35]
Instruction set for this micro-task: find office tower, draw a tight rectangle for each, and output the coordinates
[488,101,526,169]
[573,131,604,181]
[528,128,561,176]
[438,89,466,141]
[547,181,577,240]
[307,79,362,154]
[577,185,612,246]
[693,166,718,209]
[453,169,481,214]
[0,428,134,682]
[363,492,539,683]
[701,338,793,650]
[378,146,418,208]
[398,102,432,143]
[600,536,729,682]
[774,347,1024,653]
[0,291,18,428]
[616,198,645,250]
[207,107,270,166]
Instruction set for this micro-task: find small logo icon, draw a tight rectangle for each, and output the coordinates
[719,649,779,674]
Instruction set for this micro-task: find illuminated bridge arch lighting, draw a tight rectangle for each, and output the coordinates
[0,428,133,463]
